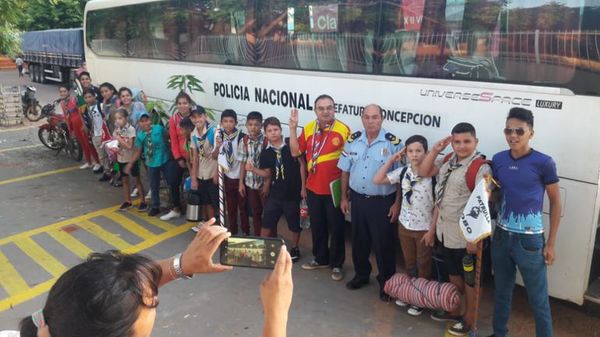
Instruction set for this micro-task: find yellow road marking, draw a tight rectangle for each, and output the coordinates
[13,237,67,278]
[47,229,93,259]
[78,220,131,250]
[0,204,123,246]
[0,221,195,312]
[104,212,156,240]
[0,165,79,187]
[0,144,43,154]
[0,250,30,296]
[126,209,176,231]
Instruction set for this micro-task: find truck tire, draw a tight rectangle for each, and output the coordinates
[28,64,35,82]
[40,64,47,84]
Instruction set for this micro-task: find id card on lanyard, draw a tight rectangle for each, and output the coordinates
[310,120,335,174]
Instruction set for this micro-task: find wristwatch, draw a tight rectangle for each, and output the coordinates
[173,253,192,280]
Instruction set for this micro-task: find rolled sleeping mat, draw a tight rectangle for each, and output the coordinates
[384,273,461,312]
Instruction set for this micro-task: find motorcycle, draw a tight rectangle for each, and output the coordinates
[38,100,83,162]
[22,85,42,121]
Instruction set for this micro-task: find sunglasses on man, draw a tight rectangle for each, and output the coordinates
[503,127,527,136]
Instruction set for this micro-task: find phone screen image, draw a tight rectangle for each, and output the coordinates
[220,236,284,269]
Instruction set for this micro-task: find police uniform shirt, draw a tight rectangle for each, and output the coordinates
[337,129,402,196]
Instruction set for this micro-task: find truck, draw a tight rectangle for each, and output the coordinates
[21,28,84,84]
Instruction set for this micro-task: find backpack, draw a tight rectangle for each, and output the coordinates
[398,166,436,205]
[442,152,491,192]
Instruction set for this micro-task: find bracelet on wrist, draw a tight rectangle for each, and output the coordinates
[172,253,192,280]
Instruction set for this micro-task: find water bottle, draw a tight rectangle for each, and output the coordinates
[300,198,310,229]
[463,254,475,287]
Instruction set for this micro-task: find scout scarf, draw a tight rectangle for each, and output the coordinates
[195,123,211,157]
[272,143,285,180]
[222,128,240,168]
[145,128,154,160]
[403,170,421,205]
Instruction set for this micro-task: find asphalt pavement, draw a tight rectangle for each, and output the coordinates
[1,70,599,337]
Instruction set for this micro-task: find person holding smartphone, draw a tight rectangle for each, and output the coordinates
[16,219,294,337]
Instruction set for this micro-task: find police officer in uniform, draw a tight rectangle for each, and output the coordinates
[338,104,403,301]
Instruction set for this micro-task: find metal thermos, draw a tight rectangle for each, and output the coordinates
[186,191,200,222]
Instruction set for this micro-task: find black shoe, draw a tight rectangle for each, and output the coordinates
[379,291,392,302]
[290,247,300,263]
[346,277,369,290]
[93,166,103,174]
[138,202,148,212]
[99,173,111,182]
[148,208,160,217]
[119,202,132,211]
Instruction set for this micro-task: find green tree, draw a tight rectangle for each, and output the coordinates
[18,0,85,32]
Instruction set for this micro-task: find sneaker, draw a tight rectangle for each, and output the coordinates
[346,277,369,290]
[79,163,91,169]
[331,267,344,281]
[301,260,329,270]
[148,208,161,217]
[99,173,111,182]
[430,310,461,323]
[407,305,424,316]
[448,320,470,336]
[138,202,148,212]
[395,299,408,307]
[290,247,300,263]
[145,190,152,201]
[119,202,132,211]
[92,164,103,173]
[160,210,181,221]
[130,187,139,198]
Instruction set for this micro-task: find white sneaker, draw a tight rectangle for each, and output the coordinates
[145,190,152,201]
[130,187,138,198]
[395,300,408,307]
[92,164,102,171]
[160,210,181,221]
[79,163,91,169]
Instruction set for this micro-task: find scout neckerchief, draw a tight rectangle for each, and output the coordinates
[145,127,154,160]
[434,152,480,206]
[403,169,421,205]
[271,139,285,180]
[117,123,131,137]
[195,123,211,157]
[248,133,265,165]
[310,120,336,174]
[222,128,240,168]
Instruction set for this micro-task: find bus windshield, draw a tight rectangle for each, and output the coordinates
[86,0,600,95]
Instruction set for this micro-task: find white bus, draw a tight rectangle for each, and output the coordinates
[84,0,600,305]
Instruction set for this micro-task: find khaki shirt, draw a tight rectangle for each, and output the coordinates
[436,152,492,249]
[190,126,217,180]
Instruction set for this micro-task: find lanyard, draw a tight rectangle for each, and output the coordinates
[310,120,335,172]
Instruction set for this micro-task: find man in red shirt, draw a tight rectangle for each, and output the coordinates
[289,94,350,281]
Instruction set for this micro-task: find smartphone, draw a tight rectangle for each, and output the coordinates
[220,236,285,269]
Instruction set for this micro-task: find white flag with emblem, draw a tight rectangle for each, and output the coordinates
[459,179,492,243]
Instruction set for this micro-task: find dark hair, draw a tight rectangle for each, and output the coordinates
[19,251,161,337]
[405,135,428,152]
[190,106,206,116]
[118,87,133,98]
[263,117,281,131]
[246,111,263,123]
[78,71,91,80]
[114,107,129,119]
[507,107,534,128]
[175,91,192,104]
[82,88,96,97]
[221,109,237,122]
[314,94,334,107]
[179,117,195,131]
[58,83,70,91]
[99,82,117,95]
[451,122,477,137]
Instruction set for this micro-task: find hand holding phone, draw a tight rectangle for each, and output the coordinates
[220,236,285,269]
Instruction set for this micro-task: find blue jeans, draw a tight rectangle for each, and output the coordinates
[491,227,553,337]
[148,160,182,210]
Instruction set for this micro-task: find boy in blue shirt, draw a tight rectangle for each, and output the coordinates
[490,107,561,337]
[126,112,182,218]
